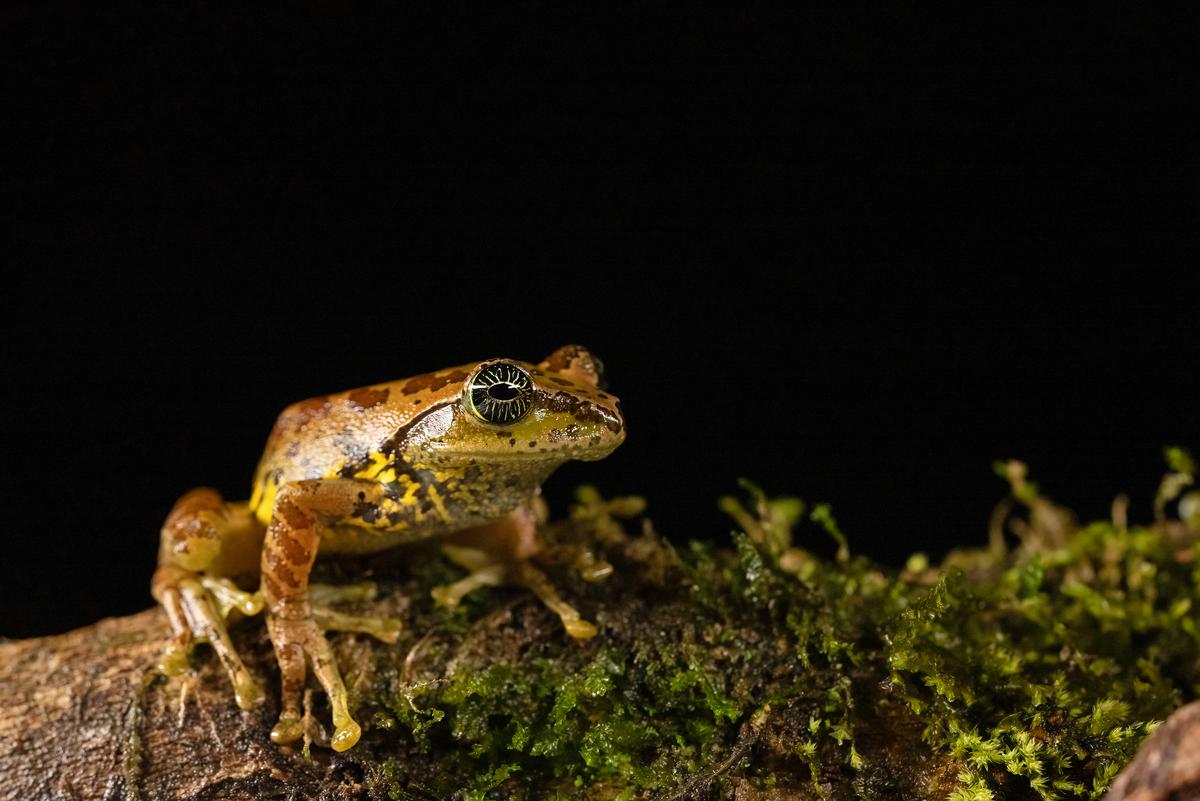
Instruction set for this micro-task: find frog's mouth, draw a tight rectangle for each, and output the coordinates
[420,441,621,465]
[450,445,617,461]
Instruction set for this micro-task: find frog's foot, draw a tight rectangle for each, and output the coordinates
[572,547,615,583]
[435,543,597,639]
[513,561,598,639]
[151,566,265,710]
[306,582,401,643]
[265,613,361,752]
[312,607,402,643]
[200,576,264,618]
[431,552,505,609]
[310,581,378,605]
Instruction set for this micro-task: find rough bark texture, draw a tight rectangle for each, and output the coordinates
[0,601,948,801]
[3,605,1195,801]
[0,606,412,801]
[1104,702,1200,801]
[0,608,381,801]
[3,482,1196,801]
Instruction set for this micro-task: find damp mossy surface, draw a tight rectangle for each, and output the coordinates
[330,450,1199,801]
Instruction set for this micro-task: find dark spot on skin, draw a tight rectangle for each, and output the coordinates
[281,670,304,696]
[357,491,366,501]
[271,395,331,439]
[278,499,314,531]
[298,396,331,412]
[537,389,623,434]
[495,430,513,438]
[413,398,422,405]
[279,532,311,565]
[400,368,470,396]
[261,572,284,600]
[549,376,572,386]
[353,500,381,523]
[347,386,390,409]
[386,510,405,525]
[528,441,537,447]
[337,454,372,479]
[508,438,516,446]
[274,564,300,588]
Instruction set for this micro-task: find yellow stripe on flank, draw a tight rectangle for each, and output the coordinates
[426,484,451,524]
[251,478,278,527]
[351,451,398,485]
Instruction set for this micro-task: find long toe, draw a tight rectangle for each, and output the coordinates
[564,618,598,639]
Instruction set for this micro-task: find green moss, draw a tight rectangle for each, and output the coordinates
[357,453,1198,800]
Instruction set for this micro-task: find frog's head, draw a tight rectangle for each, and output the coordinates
[402,345,625,467]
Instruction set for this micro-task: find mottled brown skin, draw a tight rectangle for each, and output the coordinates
[150,346,624,752]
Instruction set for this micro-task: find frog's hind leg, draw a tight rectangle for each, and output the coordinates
[151,487,265,710]
[434,505,598,639]
[260,479,391,752]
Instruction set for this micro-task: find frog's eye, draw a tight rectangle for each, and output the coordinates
[465,362,534,425]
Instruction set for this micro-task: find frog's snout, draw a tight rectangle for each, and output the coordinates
[576,395,625,459]
[592,399,624,438]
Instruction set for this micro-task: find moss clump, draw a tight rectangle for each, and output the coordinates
[344,450,1198,800]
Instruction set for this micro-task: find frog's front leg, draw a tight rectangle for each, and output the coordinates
[150,488,265,710]
[260,478,401,752]
[434,505,599,639]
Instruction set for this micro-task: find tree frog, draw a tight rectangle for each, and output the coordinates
[150,345,624,751]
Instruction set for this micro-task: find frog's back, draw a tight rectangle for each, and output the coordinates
[248,363,478,523]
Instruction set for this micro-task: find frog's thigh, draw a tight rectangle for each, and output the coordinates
[436,506,598,639]
[260,478,384,751]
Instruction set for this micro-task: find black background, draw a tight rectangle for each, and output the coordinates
[4,6,1195,637]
